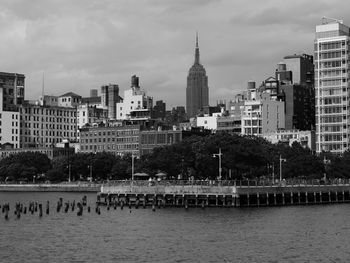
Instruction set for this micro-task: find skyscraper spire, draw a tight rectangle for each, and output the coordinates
[195,31,200,64]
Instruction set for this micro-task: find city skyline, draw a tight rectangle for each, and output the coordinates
[1,0,350,108]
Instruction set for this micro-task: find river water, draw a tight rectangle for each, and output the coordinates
[0,192,350,262]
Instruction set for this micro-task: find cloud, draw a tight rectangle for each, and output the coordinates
[0,0,349,108]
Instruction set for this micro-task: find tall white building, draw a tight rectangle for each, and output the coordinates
[116,75,153,121]
[315,18,350,153]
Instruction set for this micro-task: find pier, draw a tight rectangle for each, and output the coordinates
[97,179,350,207]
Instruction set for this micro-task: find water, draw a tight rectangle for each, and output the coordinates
[1,192,350,262]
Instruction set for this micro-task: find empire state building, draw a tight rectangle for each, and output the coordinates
[186,34,209,118]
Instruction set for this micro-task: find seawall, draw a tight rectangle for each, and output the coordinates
[0,183,100,192]
[97,180,350,207]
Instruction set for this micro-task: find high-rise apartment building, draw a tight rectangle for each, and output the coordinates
[186,34,209,118]
[315,18,350,153]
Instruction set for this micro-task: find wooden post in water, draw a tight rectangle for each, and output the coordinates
[46,201,49,215]
[5,205,9,220]
[39,204,43,217]
[313,192,316,204]
[77,202,83,216]
[298,192,300,204]
[257,193,260,207]
[266,193,269,206]
[328,191,331,203]
[335,191,339,202]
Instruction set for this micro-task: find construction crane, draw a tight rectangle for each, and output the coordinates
[322,16,343,25]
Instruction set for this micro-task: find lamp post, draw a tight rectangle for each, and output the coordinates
[131,152,136,181]
[268,162,275,183]
[67,164,71,182]
[213,148,223,180]
[88,164,93,182]
[279,155,286,181]
[323,156,329,181]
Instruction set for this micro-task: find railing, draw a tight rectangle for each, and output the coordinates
[101,179,350,188]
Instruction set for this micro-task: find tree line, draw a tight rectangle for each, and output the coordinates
[0,133,349,182]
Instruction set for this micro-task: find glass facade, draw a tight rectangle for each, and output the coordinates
[315,22,350,153]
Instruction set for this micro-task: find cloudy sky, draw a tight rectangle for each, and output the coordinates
[0,0,349,108]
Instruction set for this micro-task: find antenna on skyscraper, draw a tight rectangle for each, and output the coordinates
[41,71,45,105]
[322,16,343,24]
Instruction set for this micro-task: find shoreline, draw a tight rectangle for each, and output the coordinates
[0,183,101,192]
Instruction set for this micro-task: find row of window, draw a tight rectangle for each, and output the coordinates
[322,106,344,114]
[321,125,342,132]
[323,97,344,105]
[320,116,344,123]
[22,130,76,137]
[22,108,76,116]
[81,144,138,151]
[82,129,139,137]
[81,137,139,143]
[320,143,346,152]
[318,42,346,50]
[22,116,76,123]
[323,134,346,142]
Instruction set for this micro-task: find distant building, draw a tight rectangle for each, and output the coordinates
[39,95,59,107]
[263,130,316,151]
[79,125,140,156]
[242,93,285,136]
[186,34,209,118]
[139,129,182,155]
[0,89,20,148]
[196,114,241,134]
[101,84,120,120]
[116,75,153,121]
[274,54,315,131]
[165,106,187,125]
[58,92,82,108]
[152,100,166,120]
[77,104,108,128]
[0,72,25,111]
[19,101,78,148]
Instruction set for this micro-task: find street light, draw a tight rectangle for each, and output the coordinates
[268,162,275,183]
[131,152,136,181]
[88,164,93,182]
[67,164,71,182]
[213,148,223,180]
[279,155,286,181]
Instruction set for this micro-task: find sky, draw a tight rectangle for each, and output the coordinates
[0,0,349,109]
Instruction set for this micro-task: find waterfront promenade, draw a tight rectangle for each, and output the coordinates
[98,179,350,207]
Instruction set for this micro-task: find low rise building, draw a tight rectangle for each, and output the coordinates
[139,129,182,155]
[19,101,78,148]
[263,129,316,151]
[79,125,140,156]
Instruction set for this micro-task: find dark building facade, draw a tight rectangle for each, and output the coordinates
[275,54,315,130]
[0,72,25,111]
[152,100,166,120]
[186,34,209,118]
